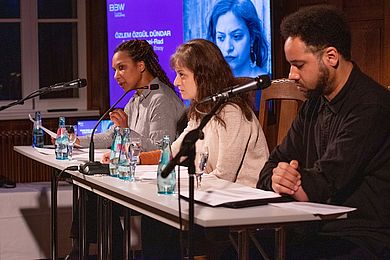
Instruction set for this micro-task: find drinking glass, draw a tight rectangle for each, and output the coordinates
[118,128,132,180]
[129,138,141,181]
[109,127,122,177]
[66,125,78,160]
[195,147,209,189]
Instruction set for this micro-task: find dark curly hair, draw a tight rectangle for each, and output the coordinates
[280,5,351,60]
[114,39,175,92]
[170,39,254,126]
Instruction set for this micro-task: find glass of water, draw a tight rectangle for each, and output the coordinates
[66,125,78,160]
[195,147,209,189]
[117,128,132,180]
[129,138,141,181]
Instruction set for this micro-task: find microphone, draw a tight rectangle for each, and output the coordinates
[47,78,87,91]
[199,74,271,103]
[0,78,87,112]
[78,84,159,175]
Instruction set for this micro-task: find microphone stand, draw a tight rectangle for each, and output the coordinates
[79,84,158,175]
[160,99,225,260]
[0,79,87,111]
[79,88,132,175]
[0,87,52,111]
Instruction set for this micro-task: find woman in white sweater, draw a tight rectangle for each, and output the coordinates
[140,38,269,188]
[136,38,270,259]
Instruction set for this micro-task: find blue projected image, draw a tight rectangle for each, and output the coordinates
[184,0,272,109]
[184,0,272,77]
[77,119,114,137]
[106,0,272,108]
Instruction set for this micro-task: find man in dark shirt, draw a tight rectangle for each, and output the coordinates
[257,5,390,259]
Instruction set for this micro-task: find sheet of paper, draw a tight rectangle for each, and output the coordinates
[135,165,188,180]
[33,147,109,162]
[269,202,356,215]
[34,147,55,155]
[71,149,109,161]
[180,186,281,207]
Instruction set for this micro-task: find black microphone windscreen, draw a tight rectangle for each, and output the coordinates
[258,75,271,90]
[78,78,87,88]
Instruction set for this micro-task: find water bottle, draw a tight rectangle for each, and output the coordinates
[55,116,69,160]
[157,135,176,194]
[109,127,122,177]
[32,111,44,148]
[117,128,132,180]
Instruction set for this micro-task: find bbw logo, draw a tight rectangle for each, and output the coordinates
[109,3,125,12]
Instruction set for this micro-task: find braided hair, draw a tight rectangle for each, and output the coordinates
[114,39,175,92]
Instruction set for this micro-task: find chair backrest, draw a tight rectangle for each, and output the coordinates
[259,80,306,151]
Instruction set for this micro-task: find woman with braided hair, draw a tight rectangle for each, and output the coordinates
[79,39,185,151]
[67,40,185,260]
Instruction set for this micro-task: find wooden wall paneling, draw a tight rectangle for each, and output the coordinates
[295,0,343,9]
[342,0,383,21]
[349,20,383,83]
[343,0,385,85]
[271,0,296,79]
[384,0,390,88]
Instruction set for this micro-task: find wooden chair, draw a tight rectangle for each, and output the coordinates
[259,80,306,151]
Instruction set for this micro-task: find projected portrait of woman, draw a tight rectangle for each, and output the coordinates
[207,0,269,77]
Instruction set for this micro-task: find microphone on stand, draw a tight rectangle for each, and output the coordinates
[79,84,160,175]
[48,78,87,91]
[0,78,88,111]
[199,74,271,104]
[39,78,87,93]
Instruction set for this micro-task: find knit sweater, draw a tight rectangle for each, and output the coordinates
[171,104,269,188]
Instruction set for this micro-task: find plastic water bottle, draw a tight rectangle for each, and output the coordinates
[109,127,122,177]
[55,116,69,160]
[157,135,176,194]
[32,111,44,148]
[117,128,131,180]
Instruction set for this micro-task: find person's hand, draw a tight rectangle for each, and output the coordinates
[287,160,309,201]
[293,185,309,202]
[271,160,309,201]
[109,109,128,128]
[101,151,110,164]
[271,160,301,195]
